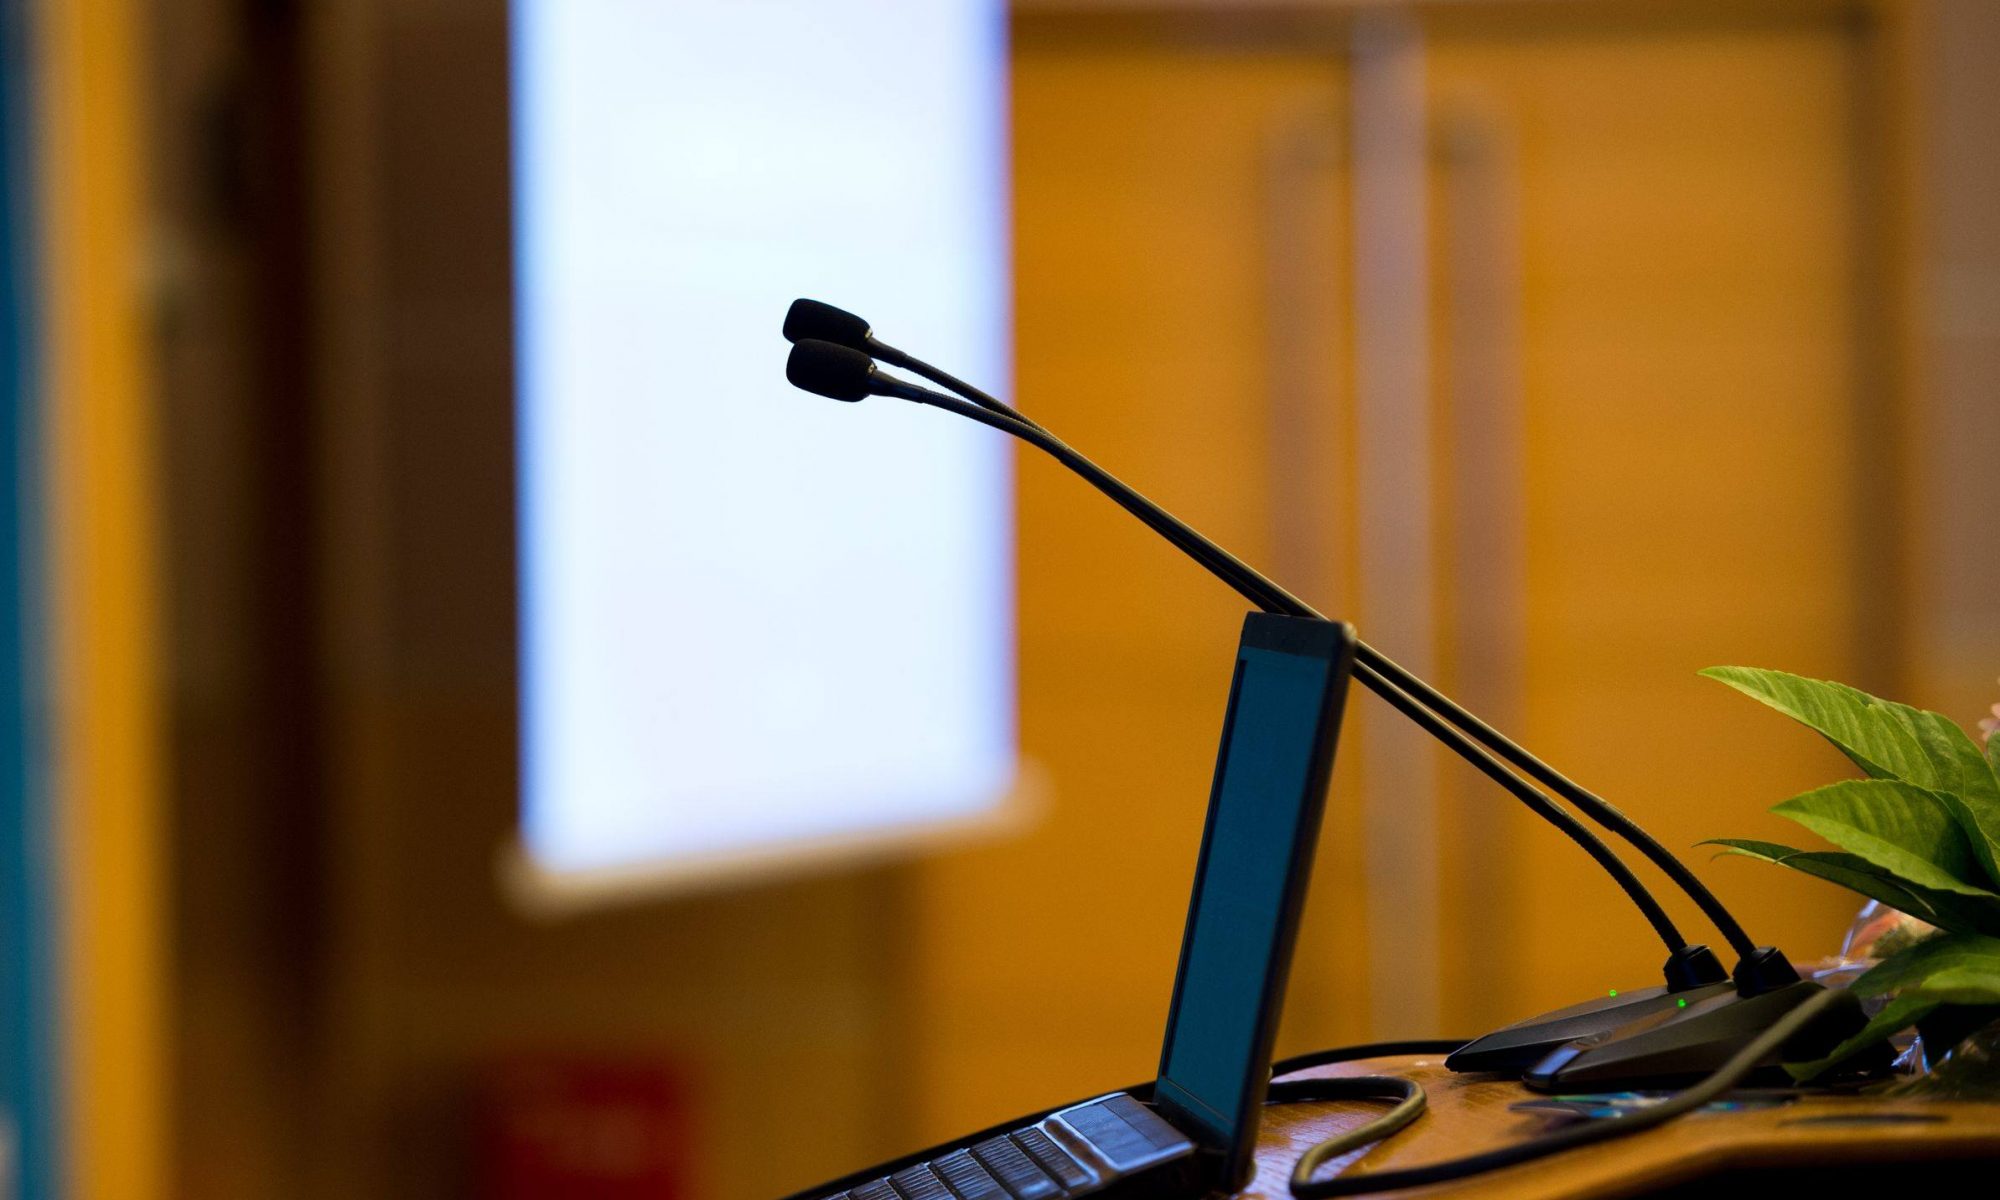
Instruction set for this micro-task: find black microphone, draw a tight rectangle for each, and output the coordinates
[784,299,1033,430]
[783,298,875,351]
[786,338,895,402]
[778,316,1855,1087]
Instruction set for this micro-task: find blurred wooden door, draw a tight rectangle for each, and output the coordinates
[1423,3,1890,1025]
[910,1,1893,1146]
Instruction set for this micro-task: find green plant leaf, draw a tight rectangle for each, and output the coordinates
[1852,932,2000,1005]
[1771,779,1995,896]
[1900,708,2000,886]
[1898,705,2000,805]
[1702,667,2000,885]
[1931,791,2000,892]
[1702,839,2000,934]
[1784,994,1937,1082]
[1701,667,1995,795]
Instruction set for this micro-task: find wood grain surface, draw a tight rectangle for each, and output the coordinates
[1244,1054,2000,1199]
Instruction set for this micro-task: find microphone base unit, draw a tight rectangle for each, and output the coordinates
[1446,944,1732,1076]
[1522,979,1882,1092]
[1446,982,1738,1076]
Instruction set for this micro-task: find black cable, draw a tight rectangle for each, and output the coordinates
[1267,1038,1467,1185]
[892,355,1761,961]
[906,388,1691,953]
[1284,986,1845,1197]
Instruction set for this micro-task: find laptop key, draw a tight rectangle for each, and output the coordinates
[1099,1095,1191,1154]
[933,1149,1010,1200]
[969,1135,1061,1200]
[1058,1101,1156,1173]
[889,1164,953,1200]
[850,1180,899,1200]
[1014,1127,1095,1192]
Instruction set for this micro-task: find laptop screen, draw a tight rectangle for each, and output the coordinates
[1153,614,1355,1184]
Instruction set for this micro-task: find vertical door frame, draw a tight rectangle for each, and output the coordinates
[0,0,55,1192]
[40,0,169,1197]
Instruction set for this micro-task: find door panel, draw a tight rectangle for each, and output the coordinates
[1428,15,1875,1024]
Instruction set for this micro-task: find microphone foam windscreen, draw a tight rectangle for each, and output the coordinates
[783,298,872,349]
[786,339,876,402]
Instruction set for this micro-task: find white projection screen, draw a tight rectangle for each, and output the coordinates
[511,0,1016,898]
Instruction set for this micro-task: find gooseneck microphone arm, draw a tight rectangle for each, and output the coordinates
[1353,646,1762,960]
[840,361,1692,955]
[781,305,1761,962]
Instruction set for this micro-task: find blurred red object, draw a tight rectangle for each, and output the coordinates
[480,1057,691,1199]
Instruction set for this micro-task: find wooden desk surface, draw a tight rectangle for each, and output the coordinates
[1245,1053,2000,1199]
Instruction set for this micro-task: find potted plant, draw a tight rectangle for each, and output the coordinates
[1702,667,2000,1082]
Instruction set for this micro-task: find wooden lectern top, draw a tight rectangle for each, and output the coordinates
[1244,1053,2000,1199]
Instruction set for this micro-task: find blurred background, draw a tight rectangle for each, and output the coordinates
[4,0,1999,1197]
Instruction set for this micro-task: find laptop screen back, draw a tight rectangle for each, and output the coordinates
[1153,614,1354,1185]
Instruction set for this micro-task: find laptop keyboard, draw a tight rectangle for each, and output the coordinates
[815,1094,1195,1200]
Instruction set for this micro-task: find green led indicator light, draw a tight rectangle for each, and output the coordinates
[1677,998,1689,1008]
[1608,989,1618,998]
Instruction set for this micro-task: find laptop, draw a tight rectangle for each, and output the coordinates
[799,613,1357,1200]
